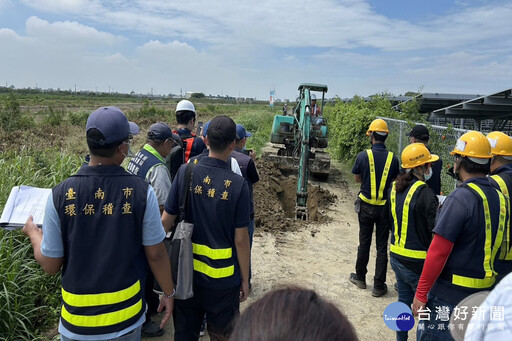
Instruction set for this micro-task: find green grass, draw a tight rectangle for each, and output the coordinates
[0,148,81,340]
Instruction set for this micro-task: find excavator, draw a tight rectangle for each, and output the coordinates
[268,83,330,220]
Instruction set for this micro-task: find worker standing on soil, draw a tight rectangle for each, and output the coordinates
[350,118,400,297]
[167,100,207,179]
[408,125,443,195]
[162,115,251,340]
[412,131,507,340]
[487,131,512,283]
[127,122,176,338]
[389,143,439,341]
[232,123,260,288]
[22,107,175,340]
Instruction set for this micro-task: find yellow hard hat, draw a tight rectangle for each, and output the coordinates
[401,143,439,169]
[486,131,512,156]
[450,131,492,159]
[366,118,389,136]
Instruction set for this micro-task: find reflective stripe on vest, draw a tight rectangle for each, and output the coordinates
[61,280,142,327]
[390,180,427,259]
[450,183,506,289]
[491,174,512,260]
[192,242,234,278]
[359,150,393,206]
[184,138,194,163]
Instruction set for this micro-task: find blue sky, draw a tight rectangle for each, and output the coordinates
[0,0,510,100]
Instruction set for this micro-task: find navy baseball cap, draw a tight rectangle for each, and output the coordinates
[236,124,252,139]
[86,106,139,145]
[148,122,173,140]
[202,120,211,137]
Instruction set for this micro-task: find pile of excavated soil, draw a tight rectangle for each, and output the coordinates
[253,158,336,234]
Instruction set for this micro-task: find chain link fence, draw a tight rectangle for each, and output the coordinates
[379,117,470,195]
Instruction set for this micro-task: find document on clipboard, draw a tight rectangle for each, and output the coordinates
[0,186,51,230]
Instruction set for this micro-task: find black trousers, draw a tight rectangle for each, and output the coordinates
[355,201,390,288]
[173,284,240,341]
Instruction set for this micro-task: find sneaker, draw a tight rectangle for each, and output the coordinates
[141,320,164,337]
[372,283,388,297]
[199,318,207,337]
[349,273,367,289]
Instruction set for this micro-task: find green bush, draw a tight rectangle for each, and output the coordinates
[235,107,274,154]
[42,107,66,127]
[131,99,169,119]
[68,110,89,126]
[0,92,24,132]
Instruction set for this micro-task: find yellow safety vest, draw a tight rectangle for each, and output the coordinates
[448,183,506,289]
[490,174,512,261]
[192,243,235,279]
[390,180,428,259]
[359,150,394,206]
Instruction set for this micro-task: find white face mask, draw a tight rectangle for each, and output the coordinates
[423,165,433,181]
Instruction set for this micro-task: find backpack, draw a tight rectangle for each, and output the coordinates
[166,131,196,181]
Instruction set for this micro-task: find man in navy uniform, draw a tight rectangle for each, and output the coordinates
[413,131,508,340]
[22,106,175,340]
[128,122,176,337]
[162,115,250,340]
[232,123,259,287]
[487,131,512,282]
[408,125,443,195]
[349,118,400,297]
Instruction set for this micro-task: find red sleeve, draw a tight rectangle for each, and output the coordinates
[415,234,454,302]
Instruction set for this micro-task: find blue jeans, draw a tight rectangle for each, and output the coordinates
[390,255,420,341]
[416,293,455,341]
[61,325,142,341]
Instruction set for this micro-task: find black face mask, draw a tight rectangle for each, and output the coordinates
[446,166,460,181]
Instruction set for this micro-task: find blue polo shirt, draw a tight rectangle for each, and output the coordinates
[431,177,505,304]
[165,156,250,290]
[352,143,399,204]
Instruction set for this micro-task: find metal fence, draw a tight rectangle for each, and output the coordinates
[379,117,470,194]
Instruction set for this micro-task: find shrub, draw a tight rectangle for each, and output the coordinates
[68,110,89,126]
[43,107,66,127]
[0,92,23,132]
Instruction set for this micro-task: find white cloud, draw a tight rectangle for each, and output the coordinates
[20,0,102,14]
[25,16,120,46]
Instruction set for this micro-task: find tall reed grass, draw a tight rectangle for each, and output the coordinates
[0,148,81,340]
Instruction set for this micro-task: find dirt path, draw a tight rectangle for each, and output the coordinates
[145,160,414,340]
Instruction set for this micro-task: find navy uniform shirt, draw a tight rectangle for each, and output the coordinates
[165,156,250,290]
[431,177,505,304]
[352,143,400,203]
[232,147,259,218]
[427,157,443,195]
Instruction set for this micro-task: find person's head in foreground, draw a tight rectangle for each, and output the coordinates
[229,286,358,341]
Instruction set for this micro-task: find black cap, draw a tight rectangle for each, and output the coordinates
[148,122,173,140]
[207,116,236,143]
[409,125,430,141]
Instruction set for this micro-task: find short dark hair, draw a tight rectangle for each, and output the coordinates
[229,286,358,341]
[460,156,490,175]
[87,128,124,157]
[207,116,236,153]
[373,132,388,142]
[176,110,196,125]
[494,155,512,164]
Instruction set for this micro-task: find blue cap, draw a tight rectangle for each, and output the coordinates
[86,106,139,145]
[236,124,252,139]
[202,120,211,137]
[148,122,173,140]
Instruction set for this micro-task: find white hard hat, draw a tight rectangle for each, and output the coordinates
[176,100,196,114]
[311,94,317,100]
